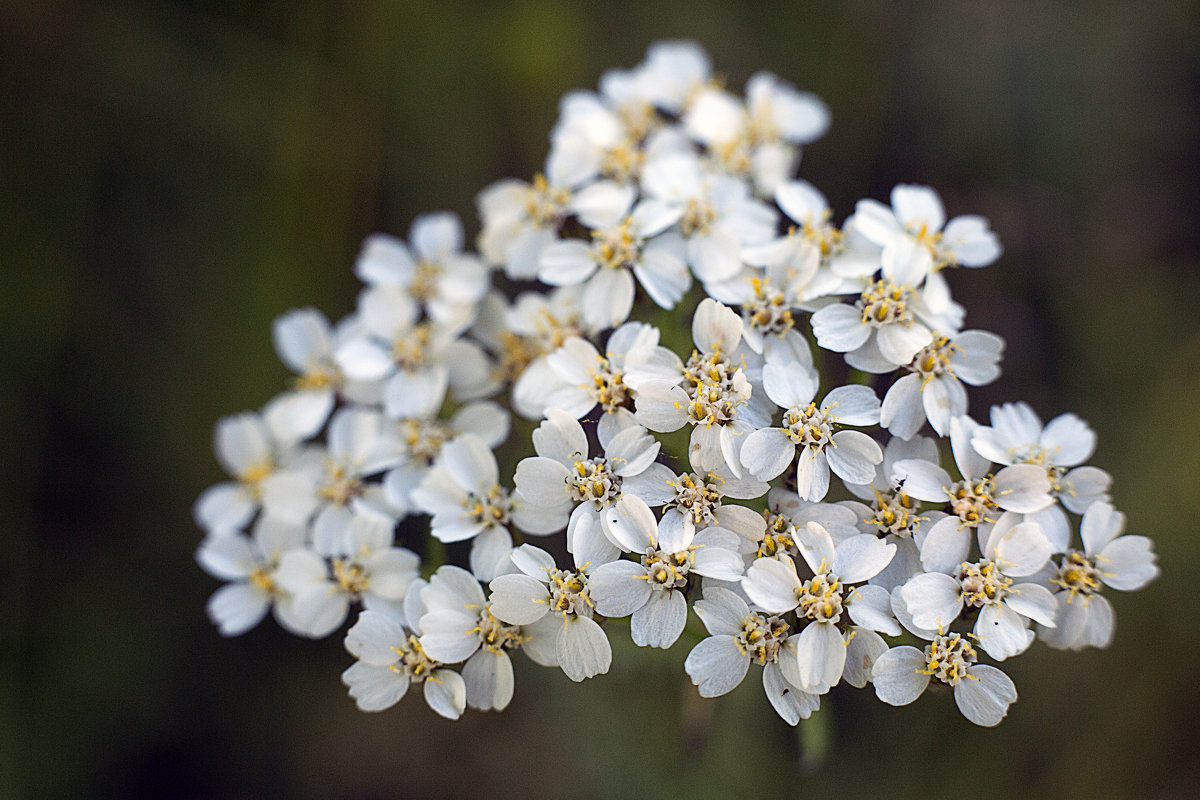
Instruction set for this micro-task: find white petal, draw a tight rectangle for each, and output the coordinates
[462,649,514,711]
[630,589,688,648]
[487,574,549,625]
[603,495,659,553]
[422,669,467,720]
[974,603,1034,661]
[557,614,612,681]
[588,560,652,617]
[871,646,930,706]
[954,665,1017,727]
[795,621,845,693]
[207,582,270,636]
[826,431,883,485]
[993,463,1053,513]
[847,584,901,636]
[833,534,895,584]
[341,662,409,712]
[693,587,750,636]
[742,556,801,614]
[901,572,964,631]
[843,628,888,688]
[1097,535,1159,591]
[810,304,871,353]
[764,661,819,725]
[685,635,749,697]
[1005,583,1059,627]
[919,515,972,574]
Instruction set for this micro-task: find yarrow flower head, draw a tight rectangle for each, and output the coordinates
[195,40,1158,734]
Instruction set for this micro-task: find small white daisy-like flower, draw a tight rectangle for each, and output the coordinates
[334,286,497,418]
[631,298,771,477]
[418,565,540,712]
[262,307,345,448]
[854,183,1002,277]
[193,410,291,534]
[196,514,309,636]
[971,401,1112,551]
[379,398,510,519]
[258,407,403,554]
[879,328,1005,439]
[513,408,676,565]
[1038,501,1159,651]
[742,521,897,694]
[740,362,883,501]
[477,161,579,280]
[589,495,745,649]
[354,213,488,323]
[538,181,692,330]
[704,266,818,366]
[901,514,1057,660]
[340,585,468,720]
[810,237,963,373]
[684,587,820,725]
[871,632,1018,727]
[683,73,829,194]
[892,416,1054,565]
[640,151,778,284]
[488,544,614,682]
[529,321,672,440]
[411,434,564,581]
[275,509,421,638]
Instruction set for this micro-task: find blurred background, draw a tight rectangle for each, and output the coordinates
[2,1,1198,797]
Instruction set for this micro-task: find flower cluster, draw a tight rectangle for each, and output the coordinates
[196,42,1158,727]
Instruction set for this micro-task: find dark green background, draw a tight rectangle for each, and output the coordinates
[3,1,1198,797]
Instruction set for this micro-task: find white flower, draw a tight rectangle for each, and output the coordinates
[1038,501,1159,650]
[538,181,691,329]
[742,522,897,693]
[527,321,672,441]
[487,544,613,682]
[683,73,829,194]
[902,513,1057,660]
[630,298,771,477]
[477,166,577,279]
[275,509,421,637]
[854,184,1002,277]
[193,410,289,534]
[841,435,951,591]
[258,407,403,555]
[342,605,467,719]
[412,434,563,581]
[334,286,497,417]
[871,633,1017,727]
[704,263,819,364]
[354,213,488,322]
[810,237,963,373]
[640,152,778,283]
[589,495,744,648]
[634,40,712,114]
[740,362,883,501]
[419,565,536,712]
[196,515,309,636]
[262,308,343,448]
[880,329,1004,439]
[380,399,510,518]
[513,409,676,566]
[767,180,882,283]
[684,587,820,725]
[892,416,1054,561]
[971,401,1112,551]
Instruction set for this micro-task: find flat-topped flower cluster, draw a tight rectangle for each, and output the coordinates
[195,42,1158,728]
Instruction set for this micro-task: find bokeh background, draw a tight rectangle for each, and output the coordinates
[3,1,1199,797]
